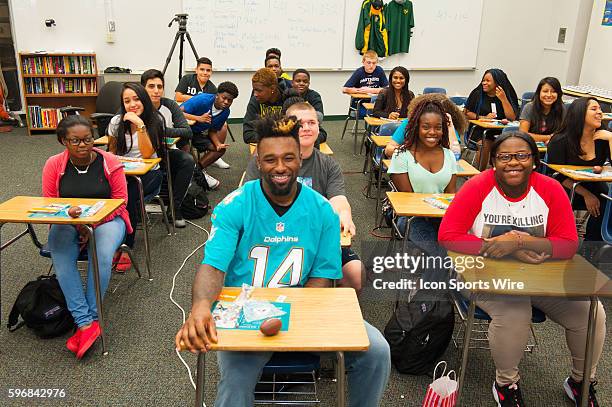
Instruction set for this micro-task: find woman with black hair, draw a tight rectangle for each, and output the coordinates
[519,77,565,143]
[387,98,457,254]
[464,68,520,170]
[547,97,612,241]
[439,131,605,407]
[107,82,166,264]
[372,66,414,120]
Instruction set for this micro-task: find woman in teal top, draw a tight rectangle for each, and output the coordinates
[388,98,457,255]
[384,93,467,158]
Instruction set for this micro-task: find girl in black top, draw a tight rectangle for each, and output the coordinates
[372,66,414,120]
[547,97,611,241]
[519,77,565,143]
[465,68,519,170]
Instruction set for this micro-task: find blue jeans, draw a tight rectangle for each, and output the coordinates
[215,321,390,407]
[48,217,126,327]
[397,217,445,257]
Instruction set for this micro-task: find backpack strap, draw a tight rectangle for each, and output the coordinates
[7,297,25,332]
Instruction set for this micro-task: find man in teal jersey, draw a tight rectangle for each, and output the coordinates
[176,116,390,407]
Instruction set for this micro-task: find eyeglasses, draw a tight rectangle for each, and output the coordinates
[66,137,94,146]
[494,152,532,163]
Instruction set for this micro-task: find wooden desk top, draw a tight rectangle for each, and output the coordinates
[371,135,391,147]
[381,158,479,178]
[197,287,369,352]
[319,142,333,155]
[94,136,179,147]
[456,159,480,177]
[362,102,374,110]
[562,88,612,105]
[347,92,371,99]
[544,164,612,182]
[250,143,333,156]
[119,157,162,176]
[0,196,123,225]
[469,119,519,130]
[365,116,405,127]
[448,252,611,297]
[340,232,351,247]
[386,192,453,217]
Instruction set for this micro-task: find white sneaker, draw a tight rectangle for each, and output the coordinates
[212,157,230,169]
[203,171,220,190]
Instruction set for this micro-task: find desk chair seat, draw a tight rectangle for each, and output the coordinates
[452,293,544,352]
[423,87,447,95]
[450,96,467,106]
[255,352,321,405]
[39,242,142,278]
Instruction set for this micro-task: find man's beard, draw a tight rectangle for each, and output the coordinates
[262,173,298,197]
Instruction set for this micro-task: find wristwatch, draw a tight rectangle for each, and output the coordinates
[137,123,146,132]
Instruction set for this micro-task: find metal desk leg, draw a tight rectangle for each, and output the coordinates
[336,351,346,407]
[579,297,599,407]
[374,155,384,225]
[195,352,207,407]
[134,176,152,280]
[456,298,476,406]
[0,223,3,321]
[84,225,107,355]
[570,182,579,205]
[165,148,176,235]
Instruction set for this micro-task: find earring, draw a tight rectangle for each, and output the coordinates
[532,165,536,169]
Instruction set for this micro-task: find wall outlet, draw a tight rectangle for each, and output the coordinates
[558,27,567,44]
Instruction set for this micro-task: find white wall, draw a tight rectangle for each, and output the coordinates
[580,0,612,88]
[8,0,598,118]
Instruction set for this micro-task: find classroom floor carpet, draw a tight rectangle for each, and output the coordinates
[0,121,610,407]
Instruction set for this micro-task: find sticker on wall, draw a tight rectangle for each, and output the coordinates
[603,0,612,26]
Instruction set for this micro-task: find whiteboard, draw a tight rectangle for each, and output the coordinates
[342,0,484,70]
[183,0,345,70]
[182,0,483,71]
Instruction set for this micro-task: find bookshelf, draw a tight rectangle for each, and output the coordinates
[19,52,98,134]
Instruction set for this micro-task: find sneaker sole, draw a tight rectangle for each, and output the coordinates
[563,377,578,404]
[492,382,503,407]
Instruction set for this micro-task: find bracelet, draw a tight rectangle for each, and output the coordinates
[137,124,146,132]
[516,233,523,249]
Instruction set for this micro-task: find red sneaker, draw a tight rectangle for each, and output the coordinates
[66,329,81,354]
[114,252,132,273]
[76,321,100,359]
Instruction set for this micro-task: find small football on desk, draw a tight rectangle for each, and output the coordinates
[68,206,82,218]
[500,119,509,125]
[259,318,282,336]
[593,166,603,174]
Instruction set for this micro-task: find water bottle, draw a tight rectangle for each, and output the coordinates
[450,139,462,161]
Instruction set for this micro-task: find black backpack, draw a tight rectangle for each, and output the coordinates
[384,290,455,375]
[8,275,75,338]
[180,182,209,220]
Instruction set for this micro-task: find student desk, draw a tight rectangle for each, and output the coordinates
[119,157,162,279]
[386,192,451,218]
[94,136,179,147]
[249,142,333,156]
[362,102,374,111]
[468,119,520,170]
[181,287,369,407]
[366,135,391,224]
[562,87,612,105]
[0,196,124,355]
[345,92,372,154]
[448,252,611,406]
[544,164,612,203]
[381,158,480,178]
[364,116,404,128]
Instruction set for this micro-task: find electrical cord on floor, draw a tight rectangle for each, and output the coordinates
[169,219,209,407]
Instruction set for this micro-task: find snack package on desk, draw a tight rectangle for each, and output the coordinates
[242,300,287,323]
[211,284,255,328]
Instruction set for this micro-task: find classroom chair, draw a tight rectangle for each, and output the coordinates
[520,91,535,115]
[501,125,519,134]
[254,353,321,405]
[341,95,375,154]
[594,185,612,266]
[90,81,124,138]
[423,87,447,95]
[451,291,546,352]
[449,96,467,106]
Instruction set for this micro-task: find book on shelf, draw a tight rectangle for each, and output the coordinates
[25,77,97,94]
[21,55,96,75]
[27,105,66,129]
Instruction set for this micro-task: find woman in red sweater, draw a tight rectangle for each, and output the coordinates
[438,131,605,407]
[43,115,132,359]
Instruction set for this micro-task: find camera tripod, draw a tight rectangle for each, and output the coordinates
[162,13,199,81]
